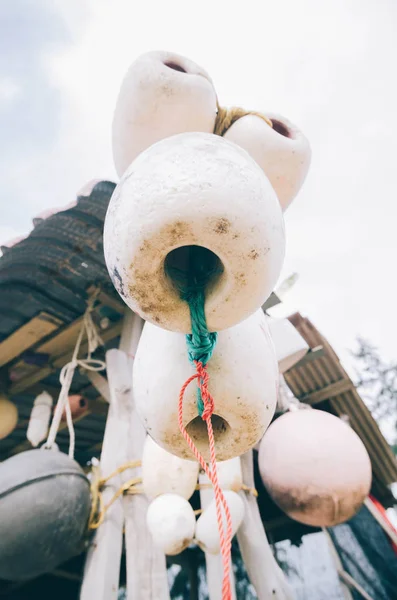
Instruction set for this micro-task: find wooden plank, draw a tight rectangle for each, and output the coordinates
[121,314,170,600]
[80,347,133,600]
[81,314,169,600]
[9,319,123,396]
[299,379,352,405]
[0,312,63,367]
[237,451,294,600]
[288,346,325,370]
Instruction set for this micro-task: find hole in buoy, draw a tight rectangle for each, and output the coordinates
[164,61,187,73]
[79,398,87,408]
[164,245,224,299]
[271,119,292,138]
[186,414,230,454]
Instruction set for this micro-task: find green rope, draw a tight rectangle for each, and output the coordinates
[169,246,218,416]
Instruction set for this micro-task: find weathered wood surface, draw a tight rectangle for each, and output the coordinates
[120,312,170,600]
[237,451,294,599]
[80,311,169,600]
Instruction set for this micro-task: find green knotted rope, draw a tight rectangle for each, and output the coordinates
[168,246,219,416]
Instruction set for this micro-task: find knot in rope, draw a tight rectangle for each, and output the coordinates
[194,360,214,420]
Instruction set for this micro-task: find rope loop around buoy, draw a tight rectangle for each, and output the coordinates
[214,103,273,137]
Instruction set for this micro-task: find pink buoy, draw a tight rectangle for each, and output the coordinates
[258,409,372,527]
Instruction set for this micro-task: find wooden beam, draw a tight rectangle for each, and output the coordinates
[299,379,352,405]
[0,312,63,367]
[237,451,294,599]
[9,319,123,396]
[288,345,325,370]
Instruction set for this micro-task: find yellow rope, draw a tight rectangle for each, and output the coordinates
[214,103,273,137]
[88,460,143,530]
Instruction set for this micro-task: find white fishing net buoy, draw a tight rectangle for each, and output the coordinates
[224,113,311,211]
[267,316,309,373]
[216,457,243,492]
[142,435,199,500]
[104,132,285,333]
[112,50,217,177]
[0,394,18,440]
[146,493,196,555]
[195,490,245,554]
[26,391,52,448]
[134,309,278,462]
[258,409,372,527]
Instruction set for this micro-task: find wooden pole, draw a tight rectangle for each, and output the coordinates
[80,346,133,600]
[199,472,237,600]
[80,311,169,600]
[236,451,294,600]
[322,528,358,600]
[120,313,170,600]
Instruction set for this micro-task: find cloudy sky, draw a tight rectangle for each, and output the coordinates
[0,0,396,373]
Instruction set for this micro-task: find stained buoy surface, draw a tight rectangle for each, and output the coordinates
[258,409,372,527]
[104,132,285,333]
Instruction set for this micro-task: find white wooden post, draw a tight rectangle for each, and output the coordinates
[236,451,294,600]
[120,312,170,600]
[80,346,133,600]
[199,472,237,600]
[81,311,169,599]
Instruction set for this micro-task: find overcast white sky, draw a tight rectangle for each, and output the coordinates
[0,0,396,373]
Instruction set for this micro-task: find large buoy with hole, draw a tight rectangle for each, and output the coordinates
[146,493,196,555]
[104,132,285,333]
[133,309,278,462]
[112,50,217,177]
[223,113,311,211]
[195,490,245,554]
[0,449,91,581]
[142,435,199,499]
[0,394,18,440]
[258,409,372,527]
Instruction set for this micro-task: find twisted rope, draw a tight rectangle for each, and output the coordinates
[44,296,106,457]
[88,460,143,530]
[214,103,273,137]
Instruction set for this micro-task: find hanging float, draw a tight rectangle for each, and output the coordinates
[223,112,311,211]
[133,309,278,461]
[142,435,199,499]
[0,394,18,440]
[146,493,196,556]
[258,408,372,527]
[112,50,218,177]
[0,448,91,581]
[26,391,52,447]
[104,131,285,333]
